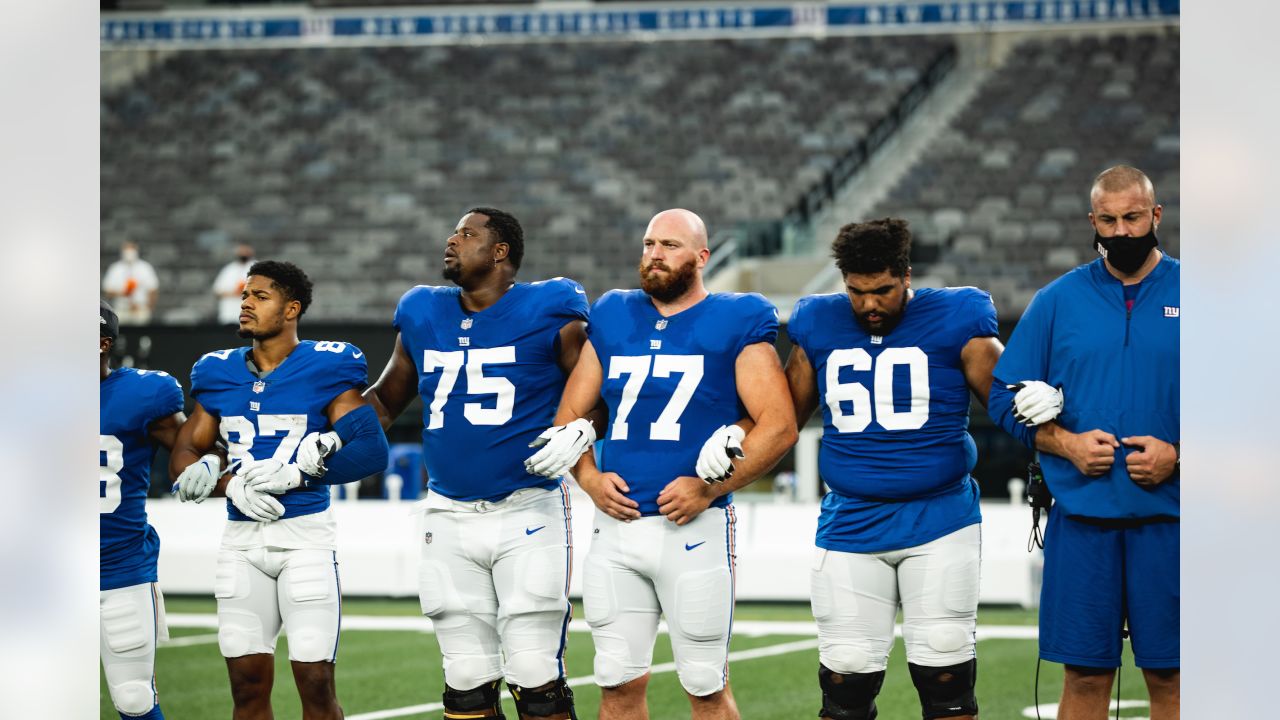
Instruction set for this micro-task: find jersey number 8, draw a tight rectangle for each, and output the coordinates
[99,434,124,513]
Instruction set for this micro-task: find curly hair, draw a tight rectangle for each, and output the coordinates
[468,206,525,271]
[248,260,314,317]
[831,218,912,278]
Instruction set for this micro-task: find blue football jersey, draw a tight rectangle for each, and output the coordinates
[394,278,590,502]
[190,340,368,521]
[788,287,997,553]
[100,367,184,591]
[589,290,778,515]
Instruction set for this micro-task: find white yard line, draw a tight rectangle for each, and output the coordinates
[159,632,221,648]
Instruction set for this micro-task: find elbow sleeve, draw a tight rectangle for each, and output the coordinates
[313,404,390,485]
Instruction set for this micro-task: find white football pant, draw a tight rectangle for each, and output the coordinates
[417,485,575,691]
[584,505,737,697]
[214,546,342,663]
[811,523,981,673]
[100,582,168,716]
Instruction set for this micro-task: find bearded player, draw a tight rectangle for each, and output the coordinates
[785,218,1003,720]
[532,208,797,720]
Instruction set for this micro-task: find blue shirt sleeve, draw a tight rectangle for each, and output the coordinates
[970,290,999,339]
[786,296,810,351]
[150,372,184,420]
[994,288,1052,385]
[990,288,1054,449]
[736,294,779,354]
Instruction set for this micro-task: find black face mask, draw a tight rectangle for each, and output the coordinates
[1094,228,1158,275]
[237,254,253,263]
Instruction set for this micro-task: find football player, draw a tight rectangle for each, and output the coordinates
[355,208,588,719]
[533,208,797,720]
[785,218,1003,720]
[170,261,388,720]
[100,300,186,720]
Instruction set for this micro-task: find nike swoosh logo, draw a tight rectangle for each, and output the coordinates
[685,541,706,551]
[352,351,364,358]
[574,287,586,294]
[526,526,546,535]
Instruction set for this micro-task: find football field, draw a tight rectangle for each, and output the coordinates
[101,598,1153,719]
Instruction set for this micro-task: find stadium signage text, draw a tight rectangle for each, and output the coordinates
[102,0,1179,47]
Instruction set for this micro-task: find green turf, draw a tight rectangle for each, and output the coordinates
[103,600,1155,719]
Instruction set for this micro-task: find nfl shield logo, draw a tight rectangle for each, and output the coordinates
[424,532,433,544]
[461,318,473,330]
[252,381,266,394]
[655,319,668,330]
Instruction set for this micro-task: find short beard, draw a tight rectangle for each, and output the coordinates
[441,264,462,283]
[639,259,697,303]
[853,296,908,335]
[237,323,279,341]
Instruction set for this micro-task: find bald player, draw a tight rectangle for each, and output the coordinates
[530,209,797,719]
[992,166,1180,718]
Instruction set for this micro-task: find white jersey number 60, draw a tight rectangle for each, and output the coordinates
[825,347,930,433]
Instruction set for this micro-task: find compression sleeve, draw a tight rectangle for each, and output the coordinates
[987,381,1037,450]
[309,404,390,486]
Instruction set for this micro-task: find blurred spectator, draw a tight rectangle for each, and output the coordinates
[212,243,254,324]
[102,241,159,325]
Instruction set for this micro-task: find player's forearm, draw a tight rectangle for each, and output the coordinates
[987,382,1037,449]
[1033,421,1073,458]
[169,444,206,481]
[362,385,403,430]
[309,405,390,485]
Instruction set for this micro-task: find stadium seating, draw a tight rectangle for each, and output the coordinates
[864,29,1180,314]
[101,36,953,320]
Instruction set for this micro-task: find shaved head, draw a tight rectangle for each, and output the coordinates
[644,209,708,249]
[1091,165,1156,208]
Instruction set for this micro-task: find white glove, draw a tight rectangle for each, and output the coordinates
[524,418,596,478]
[696,425,746,484]
[1009,381,1064,426]
[226,474,285,522]
[174,453,221,503]
[241,458,304,495]
[296,431,342,477]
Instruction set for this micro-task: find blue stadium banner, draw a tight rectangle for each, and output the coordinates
[102,0,1178,47]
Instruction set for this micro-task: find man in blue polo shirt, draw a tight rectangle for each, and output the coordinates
[991,165,1179,719]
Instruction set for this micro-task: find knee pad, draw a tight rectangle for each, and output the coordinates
[593,649,633,689]
[676,660,724,698]
[110,679,156,716]
[908,659,978,720]
[505,649,561,689]
[819,664,884,720]
[286,623,336,663]
[444,655,503,693]
[217,609,269,659]
[443,679,505,720]
[821,643,872,674]
[672,568,733,642]
[509,678,577,719]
